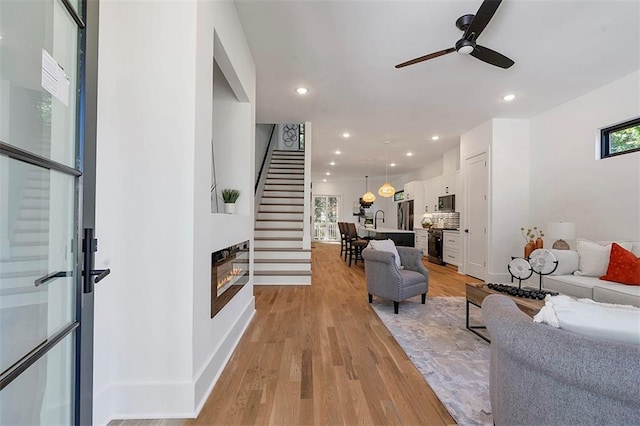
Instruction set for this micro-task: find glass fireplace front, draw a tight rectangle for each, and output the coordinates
[211,240,250,317]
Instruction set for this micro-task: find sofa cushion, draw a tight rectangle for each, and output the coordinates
[543,275,599,299]
[533,295,640,345]
[575,239,632,277]
[399,269,426,287]
[600,243,640,286]
[593,281,640,307]
[369,239,401,269]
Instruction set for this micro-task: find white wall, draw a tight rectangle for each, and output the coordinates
[489,119,530,278]
[529,71,640,242]
[192,0,256,415]
[254,123,272,179]
[94,1,256,424]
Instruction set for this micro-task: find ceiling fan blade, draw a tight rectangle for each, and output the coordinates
[395,48,456,68]
[470,45,514,68]
[464,0,503,41]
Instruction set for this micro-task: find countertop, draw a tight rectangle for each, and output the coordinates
[360,226,415,234]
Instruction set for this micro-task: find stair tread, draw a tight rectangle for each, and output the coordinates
[256,219,303,223]
[255,228,303,231]
[258,212,304,215]
[260,203,303,206]
[254,248,311,252]
[254,270,312,276]
[254,259,310,264]
[255,237,302,241]
[0,255,48,263]
[262,196,304,199]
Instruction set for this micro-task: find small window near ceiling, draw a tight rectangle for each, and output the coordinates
[601,118,640,159]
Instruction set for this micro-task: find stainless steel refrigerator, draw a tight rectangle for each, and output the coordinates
[397,200,414,230]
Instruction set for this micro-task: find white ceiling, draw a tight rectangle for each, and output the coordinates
[235,0,640,181]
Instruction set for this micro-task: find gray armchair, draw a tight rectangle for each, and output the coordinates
[362,246,429,314]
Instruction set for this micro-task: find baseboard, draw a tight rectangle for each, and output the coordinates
[93,297,256,426]
[93,380,193,426]
[193,297,256,415]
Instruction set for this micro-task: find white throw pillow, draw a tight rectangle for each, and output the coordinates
[369,239,401,269]
[574,239,633,277]
[534,295,640,346]
[547,249,580,276]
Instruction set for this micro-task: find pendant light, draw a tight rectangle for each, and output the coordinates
[378,142,395,197]
[362,175,376,203]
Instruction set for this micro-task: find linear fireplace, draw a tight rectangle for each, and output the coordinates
[211,240,250,318]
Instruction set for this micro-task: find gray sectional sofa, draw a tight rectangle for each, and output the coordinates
[482,295,640,425]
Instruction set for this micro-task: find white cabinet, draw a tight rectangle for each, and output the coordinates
[414,228,428,254]
[404,180,423,201]
[424,175,441,213]
[443,230,460,266]
[442,171,459,196]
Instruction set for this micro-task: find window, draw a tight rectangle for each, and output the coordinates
[601,118,640,158]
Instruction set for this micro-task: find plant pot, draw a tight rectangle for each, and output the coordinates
[224,203,236,214]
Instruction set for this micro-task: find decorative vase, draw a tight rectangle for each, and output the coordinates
[224,203,236,214]
[524,241,535,259]
[535,237,543,250]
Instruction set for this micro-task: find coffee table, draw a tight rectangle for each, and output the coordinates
[465,283,545,342]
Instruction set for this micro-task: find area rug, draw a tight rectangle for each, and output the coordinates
[371,296,492,425]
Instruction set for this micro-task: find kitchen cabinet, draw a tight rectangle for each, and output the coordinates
[414,228,428,254]
[425,175,441,213]
[442,171,460,196]
[404,180,423,201]
[443,230,460,266]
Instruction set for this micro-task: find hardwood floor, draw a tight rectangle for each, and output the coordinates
[187,243,483,425]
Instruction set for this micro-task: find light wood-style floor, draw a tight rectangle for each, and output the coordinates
[184,243,482,425]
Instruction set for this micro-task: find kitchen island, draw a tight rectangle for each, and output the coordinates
[359,226,415,247]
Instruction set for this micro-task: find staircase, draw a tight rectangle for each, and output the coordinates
[254,150,311,285]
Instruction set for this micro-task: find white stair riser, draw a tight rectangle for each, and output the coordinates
[254,240,302,249]
[254,229,303,238]
[269,158,304,164]
[20,199,50,209]
[264,184,304,191]
[253,263,311,272]
[13,221,49,232]
[17,210,49,220]
[267,166,304,174]
[10,245,49,257]
[259,204,304,213]
[0,259,48,274]
[257,212,303,221]
[267,173,304,180]
[262,190,304,198]
[265,179,304,185]
[260,197,304,205]
[254,251,311,260]
[254,221,302,229]
[253,275,311,285]
[268,163,305,170]
[13,232,49,244]
[23,188,50,198]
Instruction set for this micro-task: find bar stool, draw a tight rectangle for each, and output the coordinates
[346,222,368,266]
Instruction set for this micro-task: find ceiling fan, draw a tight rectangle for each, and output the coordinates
[395,0,514,69]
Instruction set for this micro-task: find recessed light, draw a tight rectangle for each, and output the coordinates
[326,172,331,176]
[431,135,440,141]
[295,87,308,95]
[323,178,327,182]
[502,93,516,102]
[390,163,396,167]
[342,132,350,138]
[406,152,413,157]
[330,161,335,166]
[0,36,3,40]
[335,150,341,155]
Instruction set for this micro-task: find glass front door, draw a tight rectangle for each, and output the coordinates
[0,0,92,423]
[313,195,339,241]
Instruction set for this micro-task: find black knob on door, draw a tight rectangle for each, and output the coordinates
[464,229,469,233]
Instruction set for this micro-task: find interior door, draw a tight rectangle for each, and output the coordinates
[465,152,488,280]
[0,0,100,424]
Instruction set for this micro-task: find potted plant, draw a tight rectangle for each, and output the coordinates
[222,189,240,214]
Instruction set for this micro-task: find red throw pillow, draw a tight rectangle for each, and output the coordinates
[599,243,640,285]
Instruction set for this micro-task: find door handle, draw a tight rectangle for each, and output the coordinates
[84,268,111,284]
[464,229,469,233]
[34,271,72,287]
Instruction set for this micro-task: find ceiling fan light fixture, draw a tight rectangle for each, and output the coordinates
[455,39,475,55]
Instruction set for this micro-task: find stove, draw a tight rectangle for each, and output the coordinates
[427,229,444,265]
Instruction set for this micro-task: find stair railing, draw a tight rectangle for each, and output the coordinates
[255,124,276,194]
